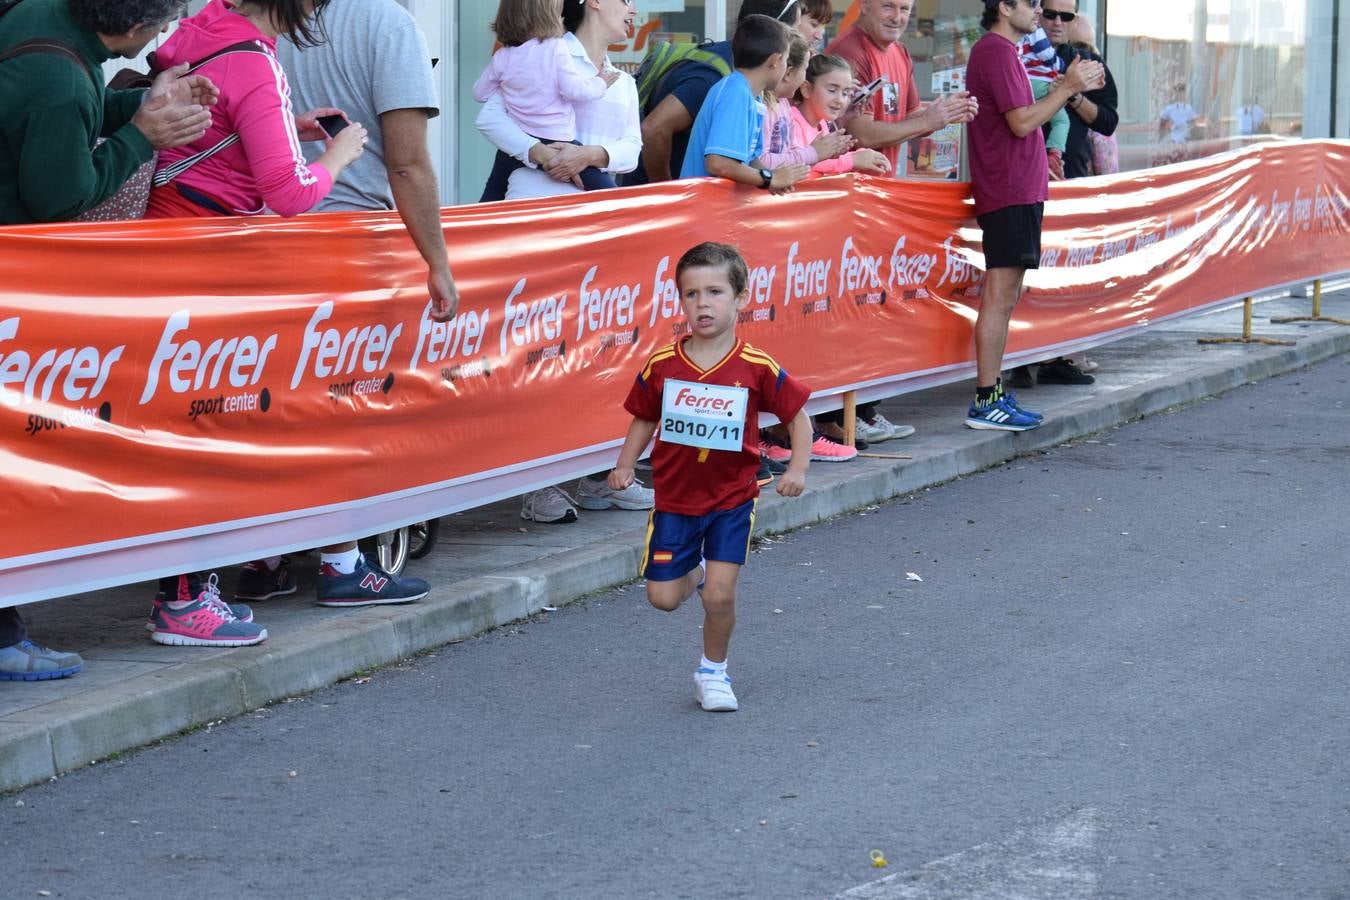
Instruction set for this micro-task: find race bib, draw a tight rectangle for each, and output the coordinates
[660,379,748,453]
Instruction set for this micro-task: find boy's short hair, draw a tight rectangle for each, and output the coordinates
[732,14,792,70]
[676,242,750,297]
[491,0,564,47]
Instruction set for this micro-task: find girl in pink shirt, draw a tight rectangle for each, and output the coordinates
[760,34,853,170]
[474,0,620,191]
[792,55,890,175]
[144,0,367,219]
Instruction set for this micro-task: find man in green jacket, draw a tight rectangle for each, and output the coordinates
[0,0,217,225]
[0,0,216,681]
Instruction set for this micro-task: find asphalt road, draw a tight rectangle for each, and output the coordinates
[6,356,1350,900]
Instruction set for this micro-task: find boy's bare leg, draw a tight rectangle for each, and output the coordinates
[646,563,704,612]
[699,560,741,663]
[974,267,1026,386]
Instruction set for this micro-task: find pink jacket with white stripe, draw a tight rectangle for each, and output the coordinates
[152,0,332,216]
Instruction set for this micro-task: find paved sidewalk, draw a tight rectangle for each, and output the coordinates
[3,287,1348,793]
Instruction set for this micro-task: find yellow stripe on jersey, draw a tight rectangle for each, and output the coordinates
[640,344,678,381]
[738,346,782,377]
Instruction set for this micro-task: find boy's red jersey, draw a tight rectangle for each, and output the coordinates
[624,337,810,516]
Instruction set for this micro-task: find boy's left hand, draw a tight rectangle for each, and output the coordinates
[775,470,806,497]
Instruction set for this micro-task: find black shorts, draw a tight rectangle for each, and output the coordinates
[977,202,1044,270]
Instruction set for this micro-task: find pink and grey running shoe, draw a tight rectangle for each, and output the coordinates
[150,575,268,647]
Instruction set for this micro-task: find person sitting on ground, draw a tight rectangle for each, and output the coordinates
[473,0,621,195]
[607,241,813,712]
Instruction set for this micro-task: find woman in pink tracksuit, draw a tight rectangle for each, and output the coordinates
[144,0,366,219]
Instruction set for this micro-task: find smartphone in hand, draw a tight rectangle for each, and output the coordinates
[317,114,348,138]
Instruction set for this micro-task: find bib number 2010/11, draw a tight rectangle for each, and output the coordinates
[660,379,747,453]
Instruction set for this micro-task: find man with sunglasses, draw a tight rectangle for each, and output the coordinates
[1039,0,1117,179]
[963,0,1103,431]
[627,0,802,185]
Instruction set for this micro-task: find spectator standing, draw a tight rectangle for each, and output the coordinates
[797,0,834,50]
[1006,0,1118,388]
[625,0,802,186]
[790,53,889,175]
[1236,96,1264,136]
[472,0,621,193]
[1158,84,1197,147]
[477,0,655,523]
[964,0,1102,431]
[265,0,460,602]
[1,0,221,677]
[823,0,976,444]
[0,0,216,224]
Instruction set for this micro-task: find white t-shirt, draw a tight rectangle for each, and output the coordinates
[1160,102,1197,143]
[276,0,440,212]
[1236,105,1264,135]
[475,32,641,201]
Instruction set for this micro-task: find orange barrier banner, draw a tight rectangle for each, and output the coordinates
[2,141,1347,605]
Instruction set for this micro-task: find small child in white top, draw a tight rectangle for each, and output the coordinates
[474,0,621,191]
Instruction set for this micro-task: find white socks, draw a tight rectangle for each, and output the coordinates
[321,548,361,575]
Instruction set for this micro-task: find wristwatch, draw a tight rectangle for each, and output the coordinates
[758,168,773,189]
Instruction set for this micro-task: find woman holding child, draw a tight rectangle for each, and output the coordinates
[476,0,641,201]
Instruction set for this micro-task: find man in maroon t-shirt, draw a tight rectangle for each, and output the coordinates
[962,0,1102,431]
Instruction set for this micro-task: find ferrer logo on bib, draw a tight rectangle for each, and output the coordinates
[660,379,748,454]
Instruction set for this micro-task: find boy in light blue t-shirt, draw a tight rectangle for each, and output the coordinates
[679,15,810,194]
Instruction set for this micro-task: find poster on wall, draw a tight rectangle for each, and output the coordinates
[906,123,963,179]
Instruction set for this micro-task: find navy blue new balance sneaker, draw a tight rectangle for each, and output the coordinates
[316,556,429,607]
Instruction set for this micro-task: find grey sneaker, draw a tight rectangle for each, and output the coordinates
[520,486,579,524]
[0,639,83,681]
[869,413,916,440]
[576,476,655,510]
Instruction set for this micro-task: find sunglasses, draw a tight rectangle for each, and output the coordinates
[1040,9,1077,21]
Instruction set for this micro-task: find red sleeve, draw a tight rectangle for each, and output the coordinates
[986,42,1034,114]
[759,363,810,424]
[623,367,662,422]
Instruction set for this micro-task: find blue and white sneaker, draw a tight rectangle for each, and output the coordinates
[694,667,738,712]
[316,556,429,607]
[964,395,1042,431]
[1002,390,1043,421]
[0,639,82,681]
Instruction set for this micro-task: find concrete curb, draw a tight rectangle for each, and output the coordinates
[4,317,1348,793]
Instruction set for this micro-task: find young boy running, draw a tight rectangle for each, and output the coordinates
[608,242,813,712]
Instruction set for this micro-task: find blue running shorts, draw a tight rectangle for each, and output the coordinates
[641,497,758,582]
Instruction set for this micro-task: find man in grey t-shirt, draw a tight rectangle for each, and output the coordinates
[277,0,458,322]
[239,0,459,608]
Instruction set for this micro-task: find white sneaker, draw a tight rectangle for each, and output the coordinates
[520,486,578,524]
[870,413,916,439]
[855,417,892,443]
[694,668,738,711]
[576,476,655,510]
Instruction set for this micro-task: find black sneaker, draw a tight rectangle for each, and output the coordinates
[1005,365,1034,389]
[235,558,297,600]
[756,454,775,487]
[1036,358,1095,385]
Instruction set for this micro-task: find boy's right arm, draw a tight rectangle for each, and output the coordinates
[609,417,658,491]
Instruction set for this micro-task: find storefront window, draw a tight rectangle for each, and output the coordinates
[1104,0,1330,170]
